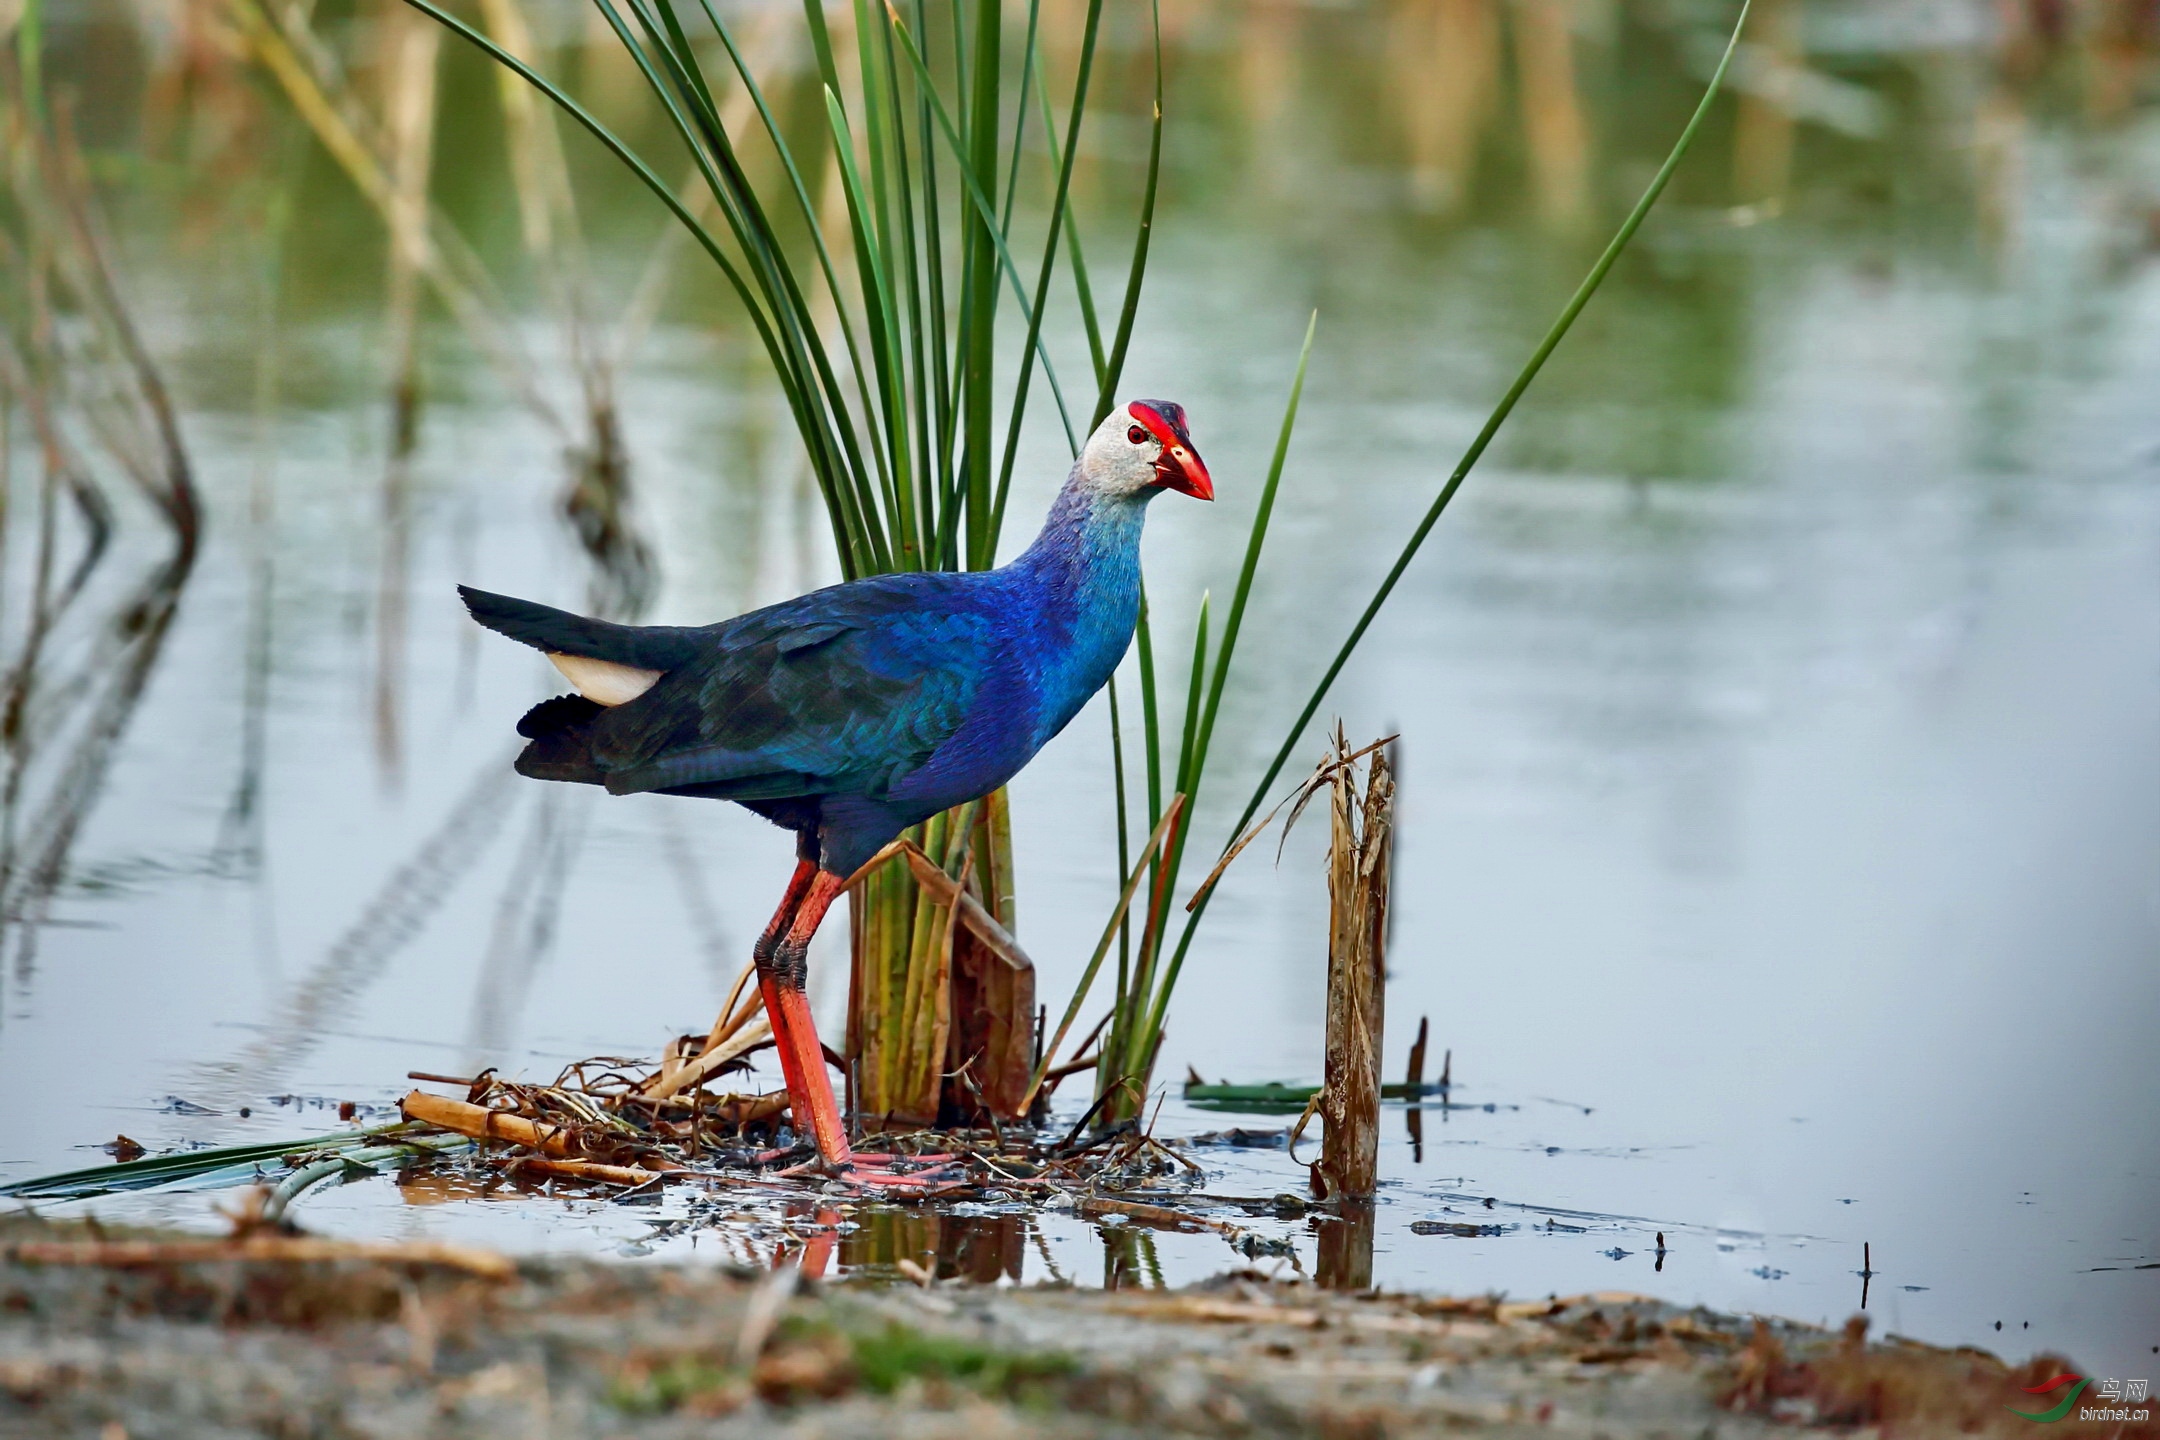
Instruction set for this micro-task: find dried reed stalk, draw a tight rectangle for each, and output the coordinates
[399,1090,595,1158]
[0,92,200,979]
[640,1013,772,1102]
[492,1156,669,1188]
[1317,729,1393,1203]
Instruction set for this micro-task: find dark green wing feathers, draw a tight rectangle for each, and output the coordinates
[461,581,993,805]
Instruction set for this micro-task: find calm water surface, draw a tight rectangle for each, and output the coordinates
[3,0,2155,1378]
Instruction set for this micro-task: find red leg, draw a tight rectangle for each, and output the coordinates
[757,869,966,1193]
[758,869,852,1164]
[761,859,820,953]
[791,1205,845,1280]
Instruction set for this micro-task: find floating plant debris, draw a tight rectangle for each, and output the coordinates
[1,1121,473,1236]
[1410,1221,1514,1238]
[1182,1079,1451,1112]
[377,1063,1340,1266]
[1185,1127,1292,1149]
[7,1050,1334,1269]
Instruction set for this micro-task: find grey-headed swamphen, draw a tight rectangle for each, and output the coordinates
[461,400,1212,1187]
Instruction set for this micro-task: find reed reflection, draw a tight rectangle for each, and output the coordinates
[0,99,201,1001]
[841,1210,1029,1283]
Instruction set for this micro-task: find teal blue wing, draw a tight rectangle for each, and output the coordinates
[583,576,994,801]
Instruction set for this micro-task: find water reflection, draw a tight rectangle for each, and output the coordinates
[1100,1223,1165,1290]
[1315,1203,1377,1292]
[0,106,200,994]
[840,1209,1030,1284]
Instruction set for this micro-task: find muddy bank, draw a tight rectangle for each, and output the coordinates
[0,1215,2110,1439]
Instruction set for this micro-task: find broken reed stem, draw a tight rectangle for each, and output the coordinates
[639,1014,772,1102]
[699,960,762,1064]
[493,1156,667,1188]
[399,1091,595,1159]
[400,1089,782,1161]
[1318,729,1393,1203]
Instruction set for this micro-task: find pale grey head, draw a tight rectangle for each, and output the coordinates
[1073,399,1213,501]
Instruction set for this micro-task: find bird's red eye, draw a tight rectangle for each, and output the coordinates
[1127,425,1149,445]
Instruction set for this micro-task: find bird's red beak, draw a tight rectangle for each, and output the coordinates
[1129,400,1213,501]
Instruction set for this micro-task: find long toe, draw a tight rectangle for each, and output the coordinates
[752,1143,816,1168]
[821,1156,970,1195]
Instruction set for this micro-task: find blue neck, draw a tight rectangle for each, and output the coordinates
[1003,470,1154,744]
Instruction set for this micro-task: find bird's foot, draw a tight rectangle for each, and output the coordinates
[772,1151,969,1195]
[845,1150,960,1167]
[749,1142,817,1168]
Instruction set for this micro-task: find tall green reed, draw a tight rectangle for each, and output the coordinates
[406,0,1150,576]
[406,0,1164,1121]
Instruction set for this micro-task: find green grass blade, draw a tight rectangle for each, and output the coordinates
[608,0,892,572]
[1134,588,1164,836]
[693,0,898,497]
[880,4,1081,463]
[1030,44,1107,384]
[1107,673,1133,987]
[605,2,806,355]
[1189,313,1314,795]
[1173,590,1209,799]
[959,0,1000,569]
[796,0,843,96]
[1114,586,1166,1082]
[866,9,933,566]
[598,0,890,571]
[1136,322,1316,1054]
[624,0,898,569]
[912,0,954,562]
[824,84,909,546]
[1021,795,1183,1111]
[849,0,916,550]
[0,1123,426,1199]
[1142,315,1314,904]
[999,0,1044,237]
[988,0,1105,544]
[1090,0,1162,427]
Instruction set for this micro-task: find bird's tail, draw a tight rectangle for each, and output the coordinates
[457,585,704,670]
[511,693,607,783]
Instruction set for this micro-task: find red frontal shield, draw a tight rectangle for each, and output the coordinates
[1129,401,1212,500]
